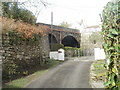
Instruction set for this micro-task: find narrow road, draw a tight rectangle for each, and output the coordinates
[26,56,94,88]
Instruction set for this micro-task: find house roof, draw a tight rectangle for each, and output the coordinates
[85,25,100,29]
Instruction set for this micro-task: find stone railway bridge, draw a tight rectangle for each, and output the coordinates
[37,23,81,51]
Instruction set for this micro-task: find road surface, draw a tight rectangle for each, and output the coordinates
[26,56,94,88]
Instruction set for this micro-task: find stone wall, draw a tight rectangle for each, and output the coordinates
[41,34,50,58]
[80,32,103,56]
[2,32,50,81]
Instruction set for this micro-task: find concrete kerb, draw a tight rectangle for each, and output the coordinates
[89,60,105,89]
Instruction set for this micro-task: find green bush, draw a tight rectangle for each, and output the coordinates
[64,47,82,57]
[102,0,120,89]
[2,2,36,24]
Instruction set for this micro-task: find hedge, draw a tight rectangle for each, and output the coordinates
[64,47,82,57]
[102,0,120,89]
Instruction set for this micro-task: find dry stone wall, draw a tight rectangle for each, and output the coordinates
[2,31,50,82]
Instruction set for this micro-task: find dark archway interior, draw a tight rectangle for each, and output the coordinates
[48,34,57,43]
[62,36,80,48]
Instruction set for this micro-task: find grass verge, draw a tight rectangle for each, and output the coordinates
[92,60,106,82]
[3,59,64,88]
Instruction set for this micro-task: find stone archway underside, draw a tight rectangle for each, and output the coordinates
[62,36,80,48]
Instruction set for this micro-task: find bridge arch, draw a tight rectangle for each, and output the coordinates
[61,35,80,48]
[48,33,58,44]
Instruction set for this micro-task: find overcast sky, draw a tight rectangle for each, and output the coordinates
[20,0,111,29]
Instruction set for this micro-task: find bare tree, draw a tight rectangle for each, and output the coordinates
[59,21,72,28]
[18,0,50,18]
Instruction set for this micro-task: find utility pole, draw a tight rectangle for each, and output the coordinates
[51,12,53,28]
[99,14,103,22]
[50,12,53,50]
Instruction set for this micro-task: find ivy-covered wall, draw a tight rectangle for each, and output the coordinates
[102,0,120,89]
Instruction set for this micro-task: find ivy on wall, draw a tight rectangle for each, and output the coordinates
[102,0,120,89]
